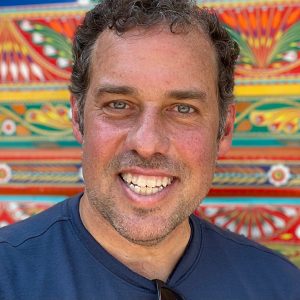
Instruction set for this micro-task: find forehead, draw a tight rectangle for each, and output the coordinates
[89,26,218,93]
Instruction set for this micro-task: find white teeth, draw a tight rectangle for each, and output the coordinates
[134,185,141,194]
[155,178,162,187]
[140,186,147,195]
[146,177,156,188]
[121,173,173,196]
[132,175,138,183]
[152,187,159,194]
[139,177,147,187]
[122,173,129,182]
[127,173,133,183]
[162,177,169,187]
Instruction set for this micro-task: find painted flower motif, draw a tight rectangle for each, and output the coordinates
[32,32,44,44]
[0,164,12,184]
[68,108,73,120]
[78,167,84,182]
[282,50,297,62]
[1,119,16,136]
[268,164,291,187]
[295,225,300,239]
[43,45,57,56]
[20,20,33,32]
[8,202,29,221]
[57,57,69,68]
[78,0,90,5]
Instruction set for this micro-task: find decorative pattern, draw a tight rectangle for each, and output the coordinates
[213,163,300,188]
[195,203,300,242]
[0,14,81,83]
[234,97,300,144]
[222,6,300,78]
[267,164,291,187]
[0,201,52,228]
[0,6,85,146]
[0,102,74,144]
[0,164,12,184]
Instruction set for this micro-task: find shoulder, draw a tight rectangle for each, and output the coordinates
[191,214,300,273]
[0,195,78,248]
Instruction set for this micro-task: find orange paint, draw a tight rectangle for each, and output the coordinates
[49,19,63,35]
[249,11,257,31]
[16,125,30,136]
[286,9,299,26]
[11,104,26,115]
[220,13,237,28]
[61,20,74,39]
[261,10,268,30]
[237,13,248,31]
[272,10,282,30]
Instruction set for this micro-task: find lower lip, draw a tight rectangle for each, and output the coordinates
[117,175,176,207]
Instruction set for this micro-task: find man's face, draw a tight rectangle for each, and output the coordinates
[72,27,234,245]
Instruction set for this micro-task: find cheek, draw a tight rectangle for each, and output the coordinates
[83,118,127,160]
[172,128,218,168]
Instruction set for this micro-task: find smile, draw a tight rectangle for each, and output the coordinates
[120,173,174,196]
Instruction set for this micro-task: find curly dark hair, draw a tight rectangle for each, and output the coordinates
[70,0,239,139]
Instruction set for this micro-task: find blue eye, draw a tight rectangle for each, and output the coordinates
[175,104,195,113]
[109,101,128,109]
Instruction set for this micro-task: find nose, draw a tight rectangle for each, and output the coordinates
[125,109,170,158]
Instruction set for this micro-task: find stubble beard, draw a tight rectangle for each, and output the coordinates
[87,188,199,247]
[84,151,202,247]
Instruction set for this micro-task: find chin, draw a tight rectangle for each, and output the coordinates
[110,213,182,246]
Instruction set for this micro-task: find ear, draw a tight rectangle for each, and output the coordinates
[217,103,236,158]
[70,96,83,144]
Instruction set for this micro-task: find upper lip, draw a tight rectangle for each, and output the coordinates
[118,167,176,178]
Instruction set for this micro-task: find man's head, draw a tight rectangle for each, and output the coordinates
[70,0,239,246]
[70,0,239,140]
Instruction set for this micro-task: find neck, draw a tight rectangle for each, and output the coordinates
[79,195,191,282]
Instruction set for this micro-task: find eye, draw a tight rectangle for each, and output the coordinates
[108,101,129,109]
[174,104,195,114]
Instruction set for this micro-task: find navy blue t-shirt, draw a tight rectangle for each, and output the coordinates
[0,194,299,299]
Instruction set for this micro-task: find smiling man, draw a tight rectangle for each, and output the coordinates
[0,0,300,299]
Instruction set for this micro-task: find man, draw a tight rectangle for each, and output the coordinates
[0,0,299,299]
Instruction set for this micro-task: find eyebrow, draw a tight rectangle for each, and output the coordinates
[95,85,137,97]
[166,89,207,101]
[95,84,207,101]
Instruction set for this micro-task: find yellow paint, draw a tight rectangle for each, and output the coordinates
[0,90,70,102]
[279,233,293,240]
[1,85,300,101]
[235,84,300,96]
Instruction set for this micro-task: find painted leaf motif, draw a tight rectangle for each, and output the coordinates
[225,25,256,66]
[18,21,72,68]
[269,22,300,64]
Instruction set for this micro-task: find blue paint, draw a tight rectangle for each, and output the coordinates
[203,197,300,205]
[0,196,66,203]
[0,196,299,205]
[0,0,76,6]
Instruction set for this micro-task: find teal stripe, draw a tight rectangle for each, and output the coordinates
[0,196,66,203]
[203,197,300,205]
[0,196,299,205]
